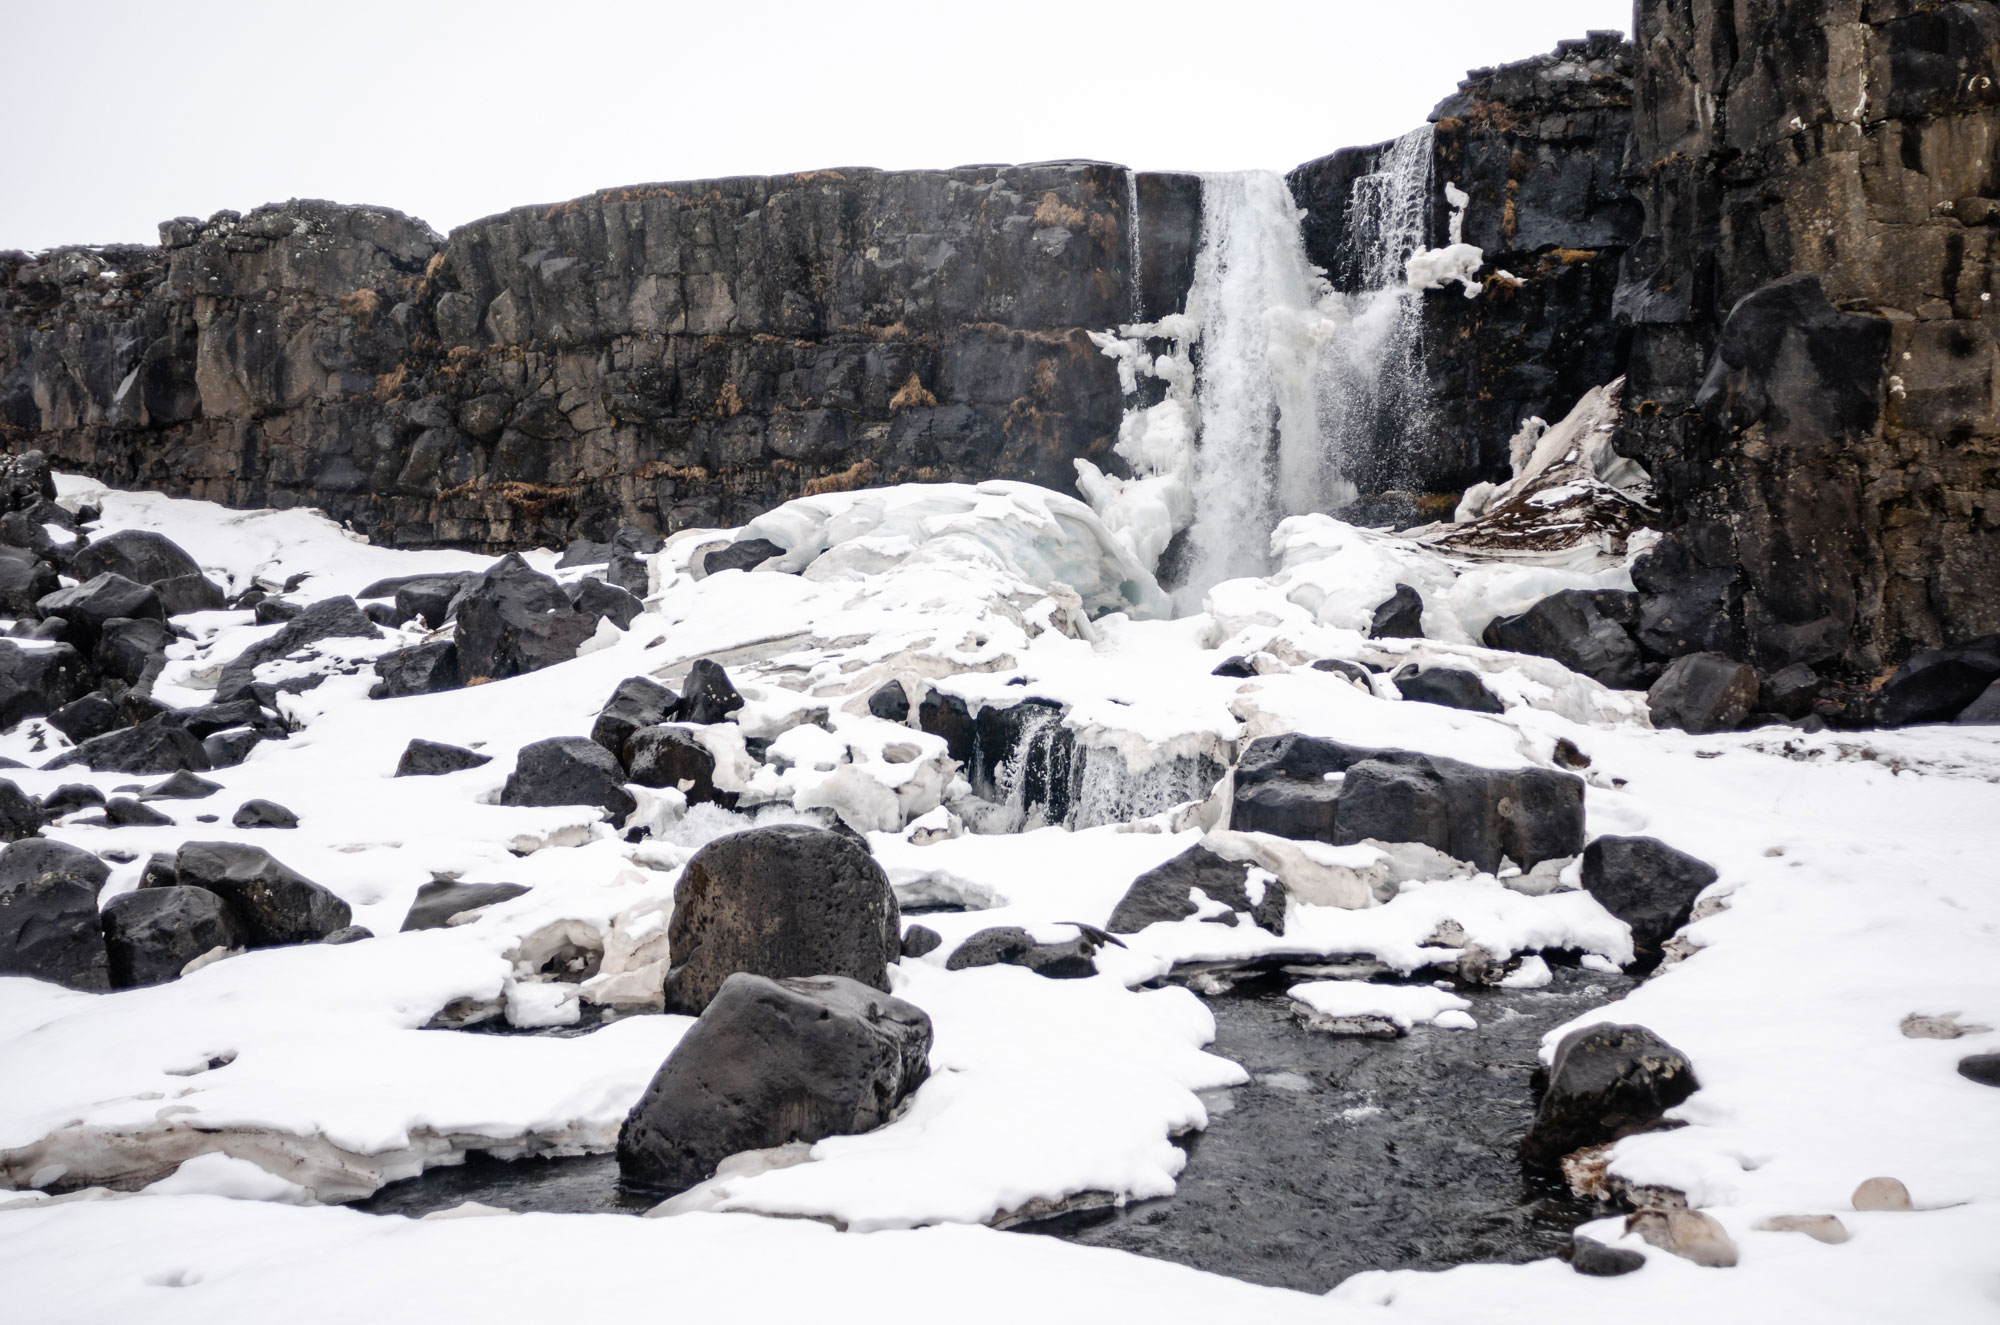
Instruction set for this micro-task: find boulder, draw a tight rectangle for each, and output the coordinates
[0,639,90,727]
[36,573,165,650]
[700,537,787,576]
[154,572,229,617]
[678,658,744,725]
[44,715,210,774]
[232,799,299,829]
[0,547,58,615]
[1369,583,1426,639]
[1874,637,2000,727]
[1647,652,1759,734]
[1581,835,1720,961]
[1954,680,2000,726]
[624,726,730,806]
[0,868,107,990]
[943,926,1097,979]
[590,676,678,757]
[1851,1176,1913,1211]
[900,924,942,958]
[216,596,380,703]
[173,841,352,947]
[138,852,178,889]
[254,599,303,625]
[323,925,373,944]
[1569,1235,1645,1277]
[370,640,461,698]
[93,616,173,685]
[394,739,492,777]
[173,700,281,740]
[1625,1208,1738,1268]
[567,577,644,631]
[1107,843,1287,934]
[866,679,910,723]
[1210,655,1257,678]
[1482,590,1647,689]
[96,797,175,828]
[1394,665,1506,714]
[1758,662,1822,720]
[917,689,976,764]
[454,554,597,684]
[1521,1022,1699,1169]
[40,783,105,817]
[400,880,531,931]
[1310,657,1375,689]
[616,972,931,1195]
[67,529,201,587]
[0,779,40,841]
[0,450,55,511]
[0,838,110,892]
[203,729,265,768]
[100,886,246,987]
[1957,1053,2000,1088]
[499,737,636,819]
[662,824,900,1015]
[389,575,475,630]
[46,691,119,743]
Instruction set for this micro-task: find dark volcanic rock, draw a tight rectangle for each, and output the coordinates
[141,770,224,800]
[232,799,299,829]
[917,690,976,764]
[661,824,900,1015]
[677,659,743,725]
[1520,1022,1698,1169]
[173,841,351,947]
[1395,665,1505,715]
[0,779,39,841]
[701,538,786,576]
[1874,638,2000,727]
[370,640,461,698]
[1210,655,1258,679]
[216,596,379,703]
[0,640,90,727]
[1108,844,1287,935]
[40,783,105,817]
[36,573,163,651]
[47,693,119,744]
[154,572,229,617]
[1758,663,1823,721]
[0,838,110,892]
[1369,584,1425,640]
[1582,835,1720,961]
[202,728,264,768]
[590,676,679,757]
[100,886,246,987]
[1483,590,1649,689]
[0,547,58,614]
[68,529,201,587]
[0,869,107,990]
[566,577,643,631]
[624,726,730,807]
[944,925,1097,979]
[386,575,474,630]
[453,555,596,684]
[1956,680,2000,727]
[45,715,210,774]
[394,739,492,777]
[401,880,531,932]
[866,679,910,724]
[1570,1236,1646,1277]
[98,796,175,828]
[616,972,931,1195]
[900,924,942,959]
[499,737,635,819]
[93,615,172,685]
[1958,1054,2000,1088]
[1647,652,1759,734]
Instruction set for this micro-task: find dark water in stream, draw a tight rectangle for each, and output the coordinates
[358,966,1626,1294]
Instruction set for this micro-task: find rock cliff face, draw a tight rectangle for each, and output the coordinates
[1289,32,1641,492]
[1,166,1200,549]
[1617,0,2000,680]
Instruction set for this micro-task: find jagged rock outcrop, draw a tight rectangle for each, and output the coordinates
[2,167,1201,550]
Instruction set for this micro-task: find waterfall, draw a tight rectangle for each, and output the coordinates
[1078,127,1443,613]
[1126,169,1144,321]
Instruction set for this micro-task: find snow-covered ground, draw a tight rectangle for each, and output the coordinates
[3,476,1997,1323]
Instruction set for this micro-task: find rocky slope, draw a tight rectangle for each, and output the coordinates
[0,167,1201,551]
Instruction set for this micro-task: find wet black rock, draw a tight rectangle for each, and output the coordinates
[701,538,786,576]
[1484,590,1648,689]
[174,841,352,948]
[93,616,172,685]
[40,783,105,817]
[139,851,177,888]
[202,728,265,768]
[141,774,224,803]
[323,925,374,944]
[454,554,598,684]
[499,737,636,819]
[370,640,461,698]
[394,739,492,777]
[900,924,942,958]
[37,573,164,651]
[233,799,299,829]
[1956,680,2000,726]
[0,777,39,842]
[45,715,211,774]
[944,925,1097,979]
[46,692,120,743]
[970,698,1076,825]
[1395,665,1505,714]
[1311,657,1375,689]
[174,700,280,740]
[1108,844,1288,935]
[1369,584,1426,640]
[388,575,475,630]
[97,797,174,828]
[1758,663,1823,720]
[100,886,245,987]
[0,864,108,990]
[68,529,201,588]
[1520,1022,1698,1170]
[867,680,910,723]
[0,547,58,614]
[401,879,531,931]
[254,599,304,625]
[153,572,229,617]
[217,596,379,703]
[567,577,644,631]
[624,726,730,807]
[1569,1235,1646,1276]
[1647,652,1760,734]
[617,972,931,1195]
[590,676,678,757]
[1581,835,1719,962]
[1211,655,1258,678]
[1874,638,2000,728]
[677,658,744,725]
[917,689,976,764]
[1957,1053,2000,1088]
[662,824,900,1015]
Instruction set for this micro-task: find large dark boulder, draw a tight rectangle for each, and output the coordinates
[1521,1022,1699,1169]
[1874,637,2000,727]
[93,616,173,685]
[370,640,461,698]
[1759,662,1823,720]
[68,530,202,588]
[381,575,475,630]
[590,676,678,757]
[154,573,229,617]
[943,926,1098,979]
[232,799,299,829]
[216,596,380,703]
[100,886,246,987]
[400,879,531,931]
[454,555,597,684]
[617,972,931,1195]
[1581,835,1720,962]
[1107,844,1287,934]
[1395,665,1506,714]
[566,578,644,630]
[678,658,744,725]
[46,691,119,743]
[394,739,492,777]
[917,690,976,764]
[45,715,210,774]
[1483,590,1649,689]
[0,639,90,727]
[0,547,59,615]
[36,573,164,651]
[625,725,731,807]
[499,736,636,818]
[662,824,900,1015]
[1956,680,2000,726]
[867,680,911,723]
[173,841,351,947]
[1647,652,1759,734]
[0,869,107,990]
[1369,583,1425,639]
[0,838,110,891]
[701,537,787,576]
[0,780,41,841]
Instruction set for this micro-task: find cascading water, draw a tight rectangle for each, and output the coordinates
[1079,127,1450,613]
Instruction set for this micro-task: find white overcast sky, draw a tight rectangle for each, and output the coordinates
[2,0,1631,252]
